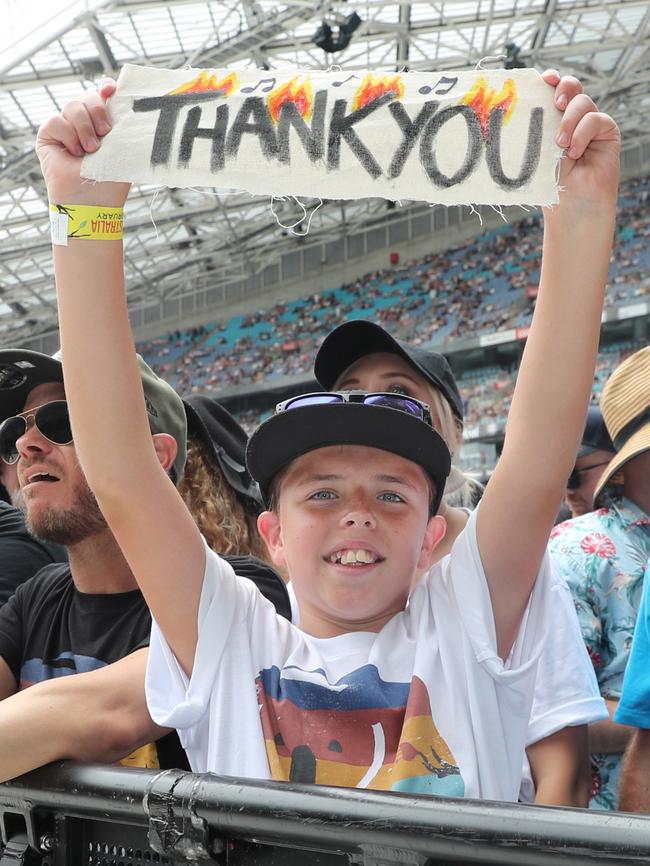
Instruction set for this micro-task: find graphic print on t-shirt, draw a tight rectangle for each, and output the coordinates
[256,664,464,796]
[19,653,161,770]
[20,651,108,687]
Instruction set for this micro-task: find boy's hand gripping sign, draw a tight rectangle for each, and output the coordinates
[82,65,562,206]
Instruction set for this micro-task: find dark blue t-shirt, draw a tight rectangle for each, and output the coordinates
[0,501,66,606]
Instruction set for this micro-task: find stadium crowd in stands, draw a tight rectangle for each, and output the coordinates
[138,175,649,420]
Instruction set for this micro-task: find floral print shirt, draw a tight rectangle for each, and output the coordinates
[549,497,650,810]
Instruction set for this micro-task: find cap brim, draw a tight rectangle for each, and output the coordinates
[594,424,650,499]
[247,401,451,512]
[0,350,63,421]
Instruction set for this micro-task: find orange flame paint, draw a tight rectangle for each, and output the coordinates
[460,77,517,139]
[169,71,239,97]
[267,77,313,124]
[351,74,404,112]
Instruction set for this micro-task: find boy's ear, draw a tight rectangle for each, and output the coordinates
[152,433,178,473]
[418,514,447,571]
[257,510,287,569]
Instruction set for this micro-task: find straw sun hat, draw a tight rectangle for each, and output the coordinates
[594,345,650,500]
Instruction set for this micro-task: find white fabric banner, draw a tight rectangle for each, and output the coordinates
[82,65,561,205]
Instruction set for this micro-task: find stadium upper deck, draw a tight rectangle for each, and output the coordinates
[138,174,649,406]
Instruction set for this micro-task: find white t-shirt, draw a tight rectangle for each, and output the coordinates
[147,509,557,802]
[288,565,606,803]
[289,567,605,743]
[518,569,606,801]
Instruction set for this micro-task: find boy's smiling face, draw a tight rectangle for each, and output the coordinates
[258,445,446,638]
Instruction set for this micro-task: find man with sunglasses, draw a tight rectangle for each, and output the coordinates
[0,348,191,769]
[564,407,615,520]
[0,358,67,604]
[0,350,292,780]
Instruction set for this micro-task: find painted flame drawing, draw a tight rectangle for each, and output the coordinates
[352,74,404,112]
[168,71,239,97]
[267,77,313,124]
[460,77,517,140]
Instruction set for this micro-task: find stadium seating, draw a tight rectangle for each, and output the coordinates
[137,174,649,442]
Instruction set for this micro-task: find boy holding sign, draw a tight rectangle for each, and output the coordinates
[33,70,619,800]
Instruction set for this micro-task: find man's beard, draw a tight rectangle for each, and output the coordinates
[25,475,107,546]
[11,486,25,511]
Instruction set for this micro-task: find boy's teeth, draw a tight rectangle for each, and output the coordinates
[331,549,377,565]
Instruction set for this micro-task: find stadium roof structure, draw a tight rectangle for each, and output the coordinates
[1,0,649,350]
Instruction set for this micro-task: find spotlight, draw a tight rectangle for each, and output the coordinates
[340,11,362,36]
[504,42,526,69]
[312,12,362,53]
[313,21,333,51]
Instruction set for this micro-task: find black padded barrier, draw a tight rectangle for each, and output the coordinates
[2,763,650,865]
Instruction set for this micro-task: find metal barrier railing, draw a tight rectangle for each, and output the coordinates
[2,763,650,866]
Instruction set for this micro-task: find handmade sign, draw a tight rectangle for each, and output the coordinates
[82,65,562,205]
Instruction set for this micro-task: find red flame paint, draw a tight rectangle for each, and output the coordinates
[460,77,517,139]
[351,74,404,111]
[169,71,239,97]
[267,77,313,124]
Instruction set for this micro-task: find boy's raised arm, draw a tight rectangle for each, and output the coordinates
[476,71,620,658]
[36,83,204,675]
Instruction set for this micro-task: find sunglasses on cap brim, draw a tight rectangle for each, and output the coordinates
[0,401,72,465]
[276,391,434,426]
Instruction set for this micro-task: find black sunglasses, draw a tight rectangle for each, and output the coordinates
[0,401,72,465]
[276,391,433,426]
[566,460,611,490]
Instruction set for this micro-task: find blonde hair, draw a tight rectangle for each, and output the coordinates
[424,383,483,507]
[179,434,270,562]
[424,384,463,459]
[445,475,485,509]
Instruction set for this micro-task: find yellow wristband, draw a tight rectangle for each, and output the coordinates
[49,203,123,245]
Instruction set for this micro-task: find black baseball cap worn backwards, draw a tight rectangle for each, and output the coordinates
[246,393,452,513]
[314,320,464,422]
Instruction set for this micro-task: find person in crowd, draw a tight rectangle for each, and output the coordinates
[180,395,269,563]
[0,349,189,768]
[0,350,290,778]
[549,346,650,810]
[29,70,619,801]
[617,559,650,813]
[307,319,605,806]
[564,406,615,519]
[0,451,66,606]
